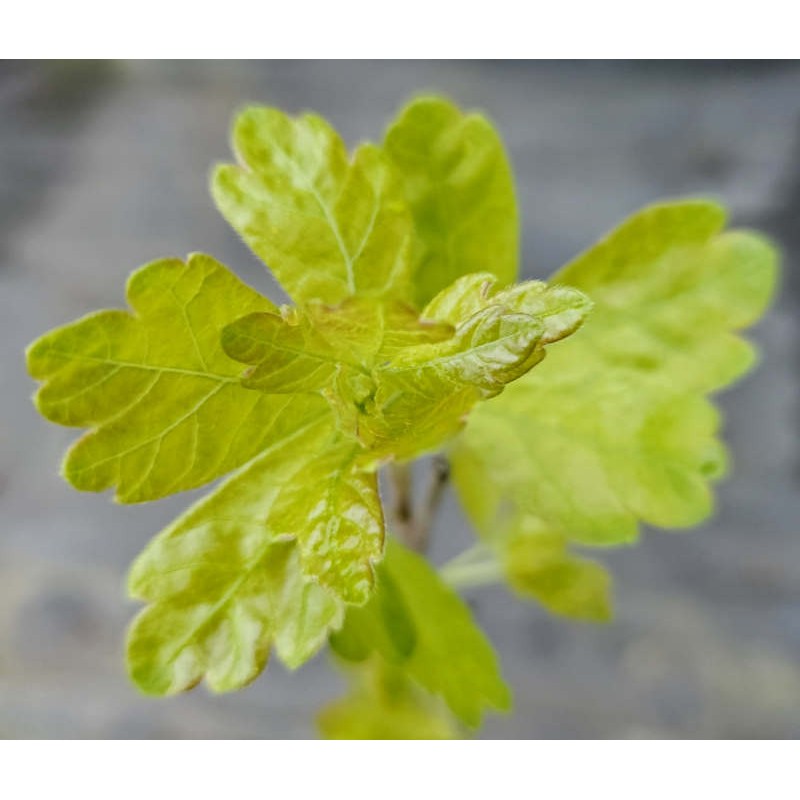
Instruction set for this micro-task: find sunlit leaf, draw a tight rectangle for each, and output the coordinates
[126,413,387,694]
[28,253,391,694]
[26,254,288,503]
[221,298,452,395]
[213,108,413,305]
[358,278,591,462]
[26,92,781,730]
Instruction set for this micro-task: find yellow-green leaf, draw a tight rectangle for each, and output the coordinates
[221,281,588,467]
[384,96,519,306]
[319,657,461,740]
[452,200,779,553]
[128,538,341,695]
[331,538,511,728]
[357,278,591,462]
[26,254,290,503]
[29,252,392,693]
[221,298,452,395]
[502,517,612,622]
[422,271,592,345]
[213,108,413,305]
[126,414,386,694]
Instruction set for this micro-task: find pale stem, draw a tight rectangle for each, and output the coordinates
[440,557,504,589]
[440,542,504,588]
[388,461,414,545]
[410,454,450,553]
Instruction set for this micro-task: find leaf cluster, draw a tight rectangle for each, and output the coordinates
[26,95,778,737]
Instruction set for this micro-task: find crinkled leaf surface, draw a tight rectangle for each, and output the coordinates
[129,537,340,695]
[452,201,778,557]
[359,277,591,461]
[27,90,780,722]
[330,538,511,728]
[26,254,287,503]
[384,96,519,306]
[221,298,452,395]
[422,271,592,344]
[213,107,413,305]
[223,280,589,466]
[126,412,387,694]
[319,657,461,740]
[28,254,389,694]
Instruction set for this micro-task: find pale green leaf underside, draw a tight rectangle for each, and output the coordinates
[126,412,387,694]
[384,96,519,306]
[26,254,287,503]
[319,657,461,740]
[330,538,511,728]
[213,107,413,305]
[452,200,779,552]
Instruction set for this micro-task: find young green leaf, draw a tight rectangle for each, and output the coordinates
[126,412,389,694]
[221,279,590,466]
[319,657,461,740]
[220,298,452,395]
[213,108,413,305]
[357,278,592,462]
[25,93,781,728]
[128,538,341,695]
[422,271,592,344]
[28,251,390,686]
[452,200,778,551]
[384,96,519,306]
[26,254,289,503]
[331,538,511,728]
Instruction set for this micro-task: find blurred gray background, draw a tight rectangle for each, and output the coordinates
[1,60,798,739]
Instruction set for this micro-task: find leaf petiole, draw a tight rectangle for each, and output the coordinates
[440,544,504,589]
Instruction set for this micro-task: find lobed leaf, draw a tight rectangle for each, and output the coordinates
[126,413,387,694]
[27,94,780,718]
[213,108,413,305]
[29,252,391,691]
[129,537,341,695]
[26,254,292,503]
[452,200,779,556]
[384,96,519,306]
